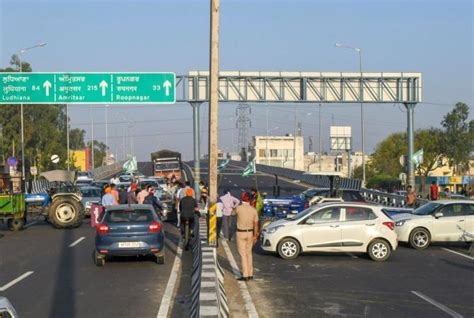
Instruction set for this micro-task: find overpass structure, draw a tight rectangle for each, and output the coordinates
[175,71,422,188]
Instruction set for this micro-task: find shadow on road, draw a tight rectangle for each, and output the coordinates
[49,229,76,318]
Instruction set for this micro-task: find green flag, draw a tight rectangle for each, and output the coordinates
[217,159,230,173]
[412,149,424,168]
[241,160,256,177]
[123,157,138,173]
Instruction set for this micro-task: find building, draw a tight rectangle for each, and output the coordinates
[304,151,367,177]
[251,135,305,170]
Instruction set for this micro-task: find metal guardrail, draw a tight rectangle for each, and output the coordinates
[230,161,362,190]
[90,161,126,180]
[361,188,429,208]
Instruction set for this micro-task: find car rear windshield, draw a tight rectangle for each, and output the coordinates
[81,188,101,197]
[104,209,155,223]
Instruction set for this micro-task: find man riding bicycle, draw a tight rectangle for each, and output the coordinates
[179,188,199,249]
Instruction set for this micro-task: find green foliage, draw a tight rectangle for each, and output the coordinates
[87,140,107,168]
[370,132,406,178]
[441,102,474,173]
[69,128,86,150]
[366,174,401,191]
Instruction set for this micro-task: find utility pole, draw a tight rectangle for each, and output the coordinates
[318,103,322,172]
[66,104,70,171]
[91,118,95,170]
[208,0,220,203]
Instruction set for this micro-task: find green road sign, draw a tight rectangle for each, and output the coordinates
[0,72,175,104]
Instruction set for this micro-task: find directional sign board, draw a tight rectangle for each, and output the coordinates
[0,72,175,104]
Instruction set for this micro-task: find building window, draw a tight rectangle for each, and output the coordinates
[259,149,265,158]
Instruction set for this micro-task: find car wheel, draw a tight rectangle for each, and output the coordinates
[277,238,300,260]
[155,252,165,264]
[368,239,391,262]
[7,218,25,231]
[410,228,431,250]
[94,251,105,267]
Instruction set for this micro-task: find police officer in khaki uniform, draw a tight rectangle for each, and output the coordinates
[235,192,259,281]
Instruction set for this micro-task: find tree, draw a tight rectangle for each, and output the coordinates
[368,129,446,180]
[69,128,86,150]
[441,102,474,174]
[87,140,107,169]
[414,128,445,178]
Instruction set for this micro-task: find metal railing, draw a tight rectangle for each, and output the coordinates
[360,188,428,208]
[90,161,126,180]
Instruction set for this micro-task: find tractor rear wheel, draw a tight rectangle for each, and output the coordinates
[49,197,84,229]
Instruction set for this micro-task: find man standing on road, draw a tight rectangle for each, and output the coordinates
[430,181,438,201]
[235,192,259,281]
[407,185,417,207]
[118,184,128,204]
[127,183,138,204]
[137,184,148,204]
[110,184,120,205]
[101,186,116,207]
[220,189,240,241]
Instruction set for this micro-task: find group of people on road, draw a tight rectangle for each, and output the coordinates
[208,188,263,281]
[100,181,164,215]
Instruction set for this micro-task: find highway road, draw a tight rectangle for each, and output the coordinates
[191,161,474,318]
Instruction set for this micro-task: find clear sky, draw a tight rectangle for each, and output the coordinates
[1,0,472,161]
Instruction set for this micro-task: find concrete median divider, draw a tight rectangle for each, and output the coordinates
[190,216,229,318]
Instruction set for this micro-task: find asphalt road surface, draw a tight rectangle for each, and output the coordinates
[191,160,474,318]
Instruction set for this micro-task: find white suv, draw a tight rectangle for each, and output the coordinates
[260,203,398,261]
[393,200,474,249]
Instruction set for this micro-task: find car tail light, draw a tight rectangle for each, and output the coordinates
[304,201,309,209]
[383,221,395,231]
[97,223,109,234]
[148,221,161,233]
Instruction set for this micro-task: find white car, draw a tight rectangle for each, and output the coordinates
[393,200,474,249]
[0,297,18,318]
[260,202,398,261]
[76,171,93,182]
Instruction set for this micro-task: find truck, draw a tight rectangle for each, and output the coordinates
[151,150,182,180]
[0,169,84,231]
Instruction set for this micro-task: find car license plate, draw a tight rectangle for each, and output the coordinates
[118,242,142,248]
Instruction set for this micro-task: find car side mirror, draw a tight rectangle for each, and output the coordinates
[433,212,443,218]
[305,218,315,225]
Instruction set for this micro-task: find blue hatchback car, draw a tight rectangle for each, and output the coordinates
[94,204,165,266]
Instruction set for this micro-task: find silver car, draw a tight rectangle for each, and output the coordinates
[0,297,18,318]
[80,186,102,216]
[261,202,398,261]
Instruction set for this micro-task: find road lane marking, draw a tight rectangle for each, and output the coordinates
[411,291,463,318]
[157,239,183,318]
[0,271,34,291]
[23,221,38,228]
[441,247,474,260]
[69,237,86,247]
[221,239,259,318]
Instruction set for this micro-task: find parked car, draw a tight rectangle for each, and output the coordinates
[91,180,110,189]
[260,202,397,261]
[393,200,474,249]
[76,171,93,182]
[94,205,165,266]
[299,188,366,206]
[150,176,168,192]
[0,297,18,318]
[79,186,102,216]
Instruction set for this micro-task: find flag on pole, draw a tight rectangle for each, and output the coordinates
[412,149,424,168]
[241,160,256,177]
[123,156,138,173]
[217,159,230,173]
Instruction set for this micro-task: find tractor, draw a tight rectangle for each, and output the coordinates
[0,170,84,231]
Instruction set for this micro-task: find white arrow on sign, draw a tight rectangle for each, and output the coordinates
[99,80,108,96]
[163,80,172,97]
[43,80,52,96]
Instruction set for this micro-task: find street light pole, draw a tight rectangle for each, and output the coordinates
[17,42,47,193]
[318,103,322,172]
[335,42,365,185]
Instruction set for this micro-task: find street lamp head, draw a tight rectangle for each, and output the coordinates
[335,43,342,47]
[37,42,47,47]
[354,48,361,53]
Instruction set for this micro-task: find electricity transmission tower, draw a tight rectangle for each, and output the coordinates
[236,103,252,158]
